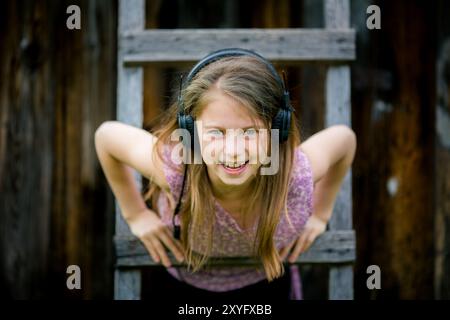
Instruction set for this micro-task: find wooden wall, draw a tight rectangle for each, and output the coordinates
[352,0,437,299]
[435,0,450,300]
[0,0,448,299]
[0,0,117,299]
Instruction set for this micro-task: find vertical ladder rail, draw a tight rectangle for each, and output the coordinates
[114,0,145,300]
[324,0,354,300]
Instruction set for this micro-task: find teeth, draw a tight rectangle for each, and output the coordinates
[222,161,247,168]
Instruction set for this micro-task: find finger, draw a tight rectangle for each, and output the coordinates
[297,232,317,256]
[279,247,289,261]
[302,233,317,253]
[149,237,172,267]
[280,240,296,261]
[163,226,185,256]
[279,245,290,261]
[288,232,308,263]
[159,228,185,262]
[142,238,160,263]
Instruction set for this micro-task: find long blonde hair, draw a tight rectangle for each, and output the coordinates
[145,56,302,281]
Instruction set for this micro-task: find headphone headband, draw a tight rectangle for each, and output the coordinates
[185,48,284,88]
[179,48,293,114]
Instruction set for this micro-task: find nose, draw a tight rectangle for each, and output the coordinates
[224,131,246,162]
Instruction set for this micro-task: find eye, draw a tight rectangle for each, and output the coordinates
[207,129,223,136]
[244,128,257,137]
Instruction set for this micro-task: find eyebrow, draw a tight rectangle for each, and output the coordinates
[203,125,260,130]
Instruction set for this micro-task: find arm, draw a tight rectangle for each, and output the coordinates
[94,121,169,221]
[94,121,183,266]
[302,125,357,224]
[280,125,357,262]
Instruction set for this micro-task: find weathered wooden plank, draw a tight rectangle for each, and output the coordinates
[0,0,54,299]
[119,29,355,65]
[324,0,350,29]
[326,70,352,231]
[114,230,355,267]
[324,0,354,301]
[116,0,145,236]
[324,66,352,127]
[329,266,354,299]
[435,0,450,298]
[324,25,352,230]
[324,68,353,232]
[118,0,145,32]
[114,269,141,300]
[114,0,145,301]
[1,0,118,299]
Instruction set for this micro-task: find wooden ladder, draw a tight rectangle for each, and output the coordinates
[114,0,356,300]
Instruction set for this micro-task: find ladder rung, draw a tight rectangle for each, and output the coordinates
[114,230,355,267]
[119,29,355,66]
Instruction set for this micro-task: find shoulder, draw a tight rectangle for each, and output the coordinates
[159,142,184,174]
[286,146,315,221]
[288,146,315,197]
[298,125,356,184]
[158,142,185,196]
[95,121,173,191]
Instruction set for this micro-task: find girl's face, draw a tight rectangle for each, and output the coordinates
[196,90,269,189]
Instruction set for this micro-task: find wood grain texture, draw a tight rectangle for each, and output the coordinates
[114,269,141,300]
[352,0,435,299]
[324,0,354,300]
[0,0,117,299]
[120,29,355,66]
[114,0,145,300]
[435,0,450,300]
[115,231,356,267]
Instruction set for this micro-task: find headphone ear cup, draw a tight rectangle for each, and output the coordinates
[272,110,284,142]
[184,115,195,148]
[282,109,291,143]
[178,113,195,149]
[272,109,291,143]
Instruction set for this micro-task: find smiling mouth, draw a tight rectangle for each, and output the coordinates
[219,160,249,169]
[218,160,250,175]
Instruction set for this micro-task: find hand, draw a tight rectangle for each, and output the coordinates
[127,208,185,267]
[279,215,327,263]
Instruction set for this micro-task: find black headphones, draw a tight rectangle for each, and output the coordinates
[173,48,294,239]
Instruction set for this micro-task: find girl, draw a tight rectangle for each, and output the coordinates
[95,49,356,300]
